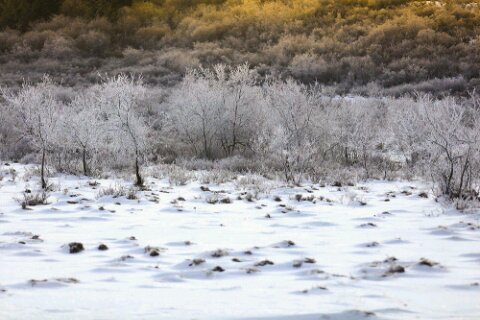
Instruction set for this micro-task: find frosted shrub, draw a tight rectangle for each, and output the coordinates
[454,197,480,213]
[176,158,216,171]
[205,193,219,204]
[96,183,127,198]
[168,166,195,186]
[17,189,50,209]
[200,169,236,185]
[418,96,480,199]
[235,174,272,195]
[341,191,367,206]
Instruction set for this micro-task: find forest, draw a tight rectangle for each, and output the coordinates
[1,66,479,206]
[0,0,479,95]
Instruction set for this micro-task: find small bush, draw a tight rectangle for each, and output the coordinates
[200,169,236,185]
[220,197,232,204]
[126,188,138,200]
[17,190,50,209]
[97,183,127,198]
[454,197,480,213]
[206,194,219,204]
[168,166,194,186]
[235,174,272,196]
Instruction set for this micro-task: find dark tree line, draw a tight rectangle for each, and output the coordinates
[0,1,479,94]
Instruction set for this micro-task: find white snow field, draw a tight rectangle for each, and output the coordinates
[0,163,479,320]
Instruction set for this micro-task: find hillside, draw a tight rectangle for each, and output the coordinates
[0,0,479,94]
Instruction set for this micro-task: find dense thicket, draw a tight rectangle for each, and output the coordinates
[0,0,479,94]
[1,67,479,205]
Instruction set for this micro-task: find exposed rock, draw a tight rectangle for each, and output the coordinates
[189,258,206,266]
[255,260,274,267]
[418,258,439,267]
[68,242,84,254]
[212,266,225,272]
[211,249,229,258]
[144,246,161,257]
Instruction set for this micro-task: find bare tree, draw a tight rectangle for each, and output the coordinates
[98,75,149,186]
[217,64,262,156]
[1,76,61,189]
[169,67,224,159]
[420,96,480,199]
[263,79,321,184]
[62,89,105,176]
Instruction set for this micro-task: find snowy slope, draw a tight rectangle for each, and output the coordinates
[0,163,479,320]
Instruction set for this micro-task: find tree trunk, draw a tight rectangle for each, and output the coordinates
[82,148,88,176]
[135,154,143,187]
[362,146,369,179]
[458,156,470,199]
[41,148,47,190]
[446,161,454,198]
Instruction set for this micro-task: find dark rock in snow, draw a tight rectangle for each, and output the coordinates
[385,265,405,275]
[359,223,377,228]
[285,240,296,247]
[212,266,225,272]
[255,260,274,267]
[189,258,205,266]
[220,197,232,204]
[144,246,161,257]
[55,278,79,284]
[418,258,439,267]
[246,268,259,274]
[366,241,380,248]
[304,257,316,264]
[68,242,84,254]
[29,279,48,286]
[211,249,229,258]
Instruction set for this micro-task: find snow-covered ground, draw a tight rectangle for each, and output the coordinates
[0,163,479,320]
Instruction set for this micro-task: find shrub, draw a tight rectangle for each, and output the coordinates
[17,190,50,209]
[97,183,127,198]
[168,166,195,186]
[235,174,272,196]
[200,169,236,185]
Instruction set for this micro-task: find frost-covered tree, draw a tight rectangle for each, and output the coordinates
[217,64,263,156]
[390,98,427,174]
[62,89,105,176]
[97,75,149,186]
[1,76,61,189]
[331,99,382,178]
[263,79,321,184]
[169,64,266,159]
[169,66,225,159]
[419,96,480,199]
